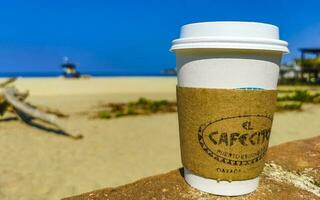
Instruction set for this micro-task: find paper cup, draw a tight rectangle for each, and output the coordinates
[171,22,288,196]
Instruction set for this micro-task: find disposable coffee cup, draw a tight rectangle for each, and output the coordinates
[171,22,288,196]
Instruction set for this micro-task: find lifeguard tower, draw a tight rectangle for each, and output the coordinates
[61,57,81,78]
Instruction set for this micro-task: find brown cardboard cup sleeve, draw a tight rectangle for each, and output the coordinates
[176,86,278,181]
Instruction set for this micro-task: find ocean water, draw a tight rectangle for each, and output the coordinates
[0,71,176,78]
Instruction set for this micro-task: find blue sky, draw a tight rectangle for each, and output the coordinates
[0,0,319,74]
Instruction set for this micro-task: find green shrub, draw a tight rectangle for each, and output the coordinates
[292,90,312,101]
[277,90,317,102]
[127,107,138,115]
[276,101,303,111]
[96,98,177,119]
[115,111,126,118]
[98,111,111,119]
[136,97,149,105]
[313,96,320,103]
[296,58,320,67]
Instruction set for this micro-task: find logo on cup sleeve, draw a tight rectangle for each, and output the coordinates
[198,115,273,166]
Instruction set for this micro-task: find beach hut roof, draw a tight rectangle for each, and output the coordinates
[61,63,76,69]
[299,48,320,54]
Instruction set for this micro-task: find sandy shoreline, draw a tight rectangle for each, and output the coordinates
[7,77,177,96]
[0,77,319,199]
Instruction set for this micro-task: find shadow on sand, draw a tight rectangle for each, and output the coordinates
[0,115,83,140]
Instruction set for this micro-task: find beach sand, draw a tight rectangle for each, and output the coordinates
[0,77,319,200]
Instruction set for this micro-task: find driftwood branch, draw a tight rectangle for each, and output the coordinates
[4,88,58,124]
[0,77,17,88]
[3,87,82,139]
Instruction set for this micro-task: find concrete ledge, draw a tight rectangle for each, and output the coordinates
[64,136,320,200]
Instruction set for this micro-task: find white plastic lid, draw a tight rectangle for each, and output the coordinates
[171,21,288,53]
